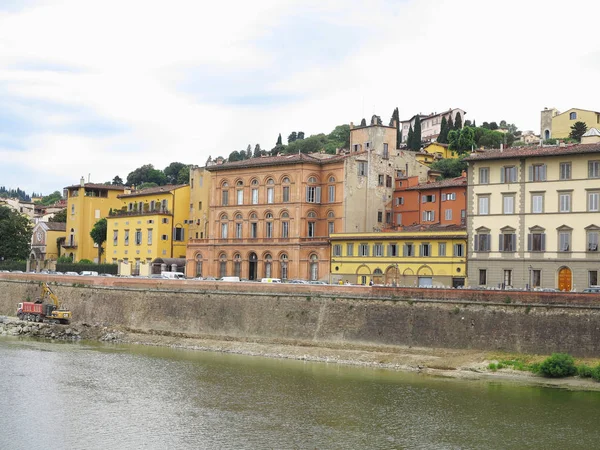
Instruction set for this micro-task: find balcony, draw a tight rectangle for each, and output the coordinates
[61,240,78,249]
[110,208,173,218]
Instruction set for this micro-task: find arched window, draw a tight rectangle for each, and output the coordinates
[265,213,273,238]
[195,253,203,277]
[264,254,272,278]
[282,177,291,203]
[266,179,275,203]
[251,179,259,186]
[307,211,317,238]
[570,112,577,120]
[251,179,259,204]
[327,211,335,235]
[235,213,243,239]
[236,180,243,186]
[280,254,288,280]
[250,213,258,238]
[281,211,289,238]
[306,176,320,203]
[220,214,229,239]
[233,253,241,277]
[328,176,336,202]
[309,254,318,281]
[219,253,227,278]
[221,181,229,206]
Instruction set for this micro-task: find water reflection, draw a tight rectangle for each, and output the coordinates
[0,337,599,450]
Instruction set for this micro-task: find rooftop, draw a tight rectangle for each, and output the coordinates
[64,183,127,191]
[406,176,467,191]
[206,152,345,171]
[464,142,600,161]
[118,184,187,199]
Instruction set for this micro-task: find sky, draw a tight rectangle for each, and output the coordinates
[1,0,600,195]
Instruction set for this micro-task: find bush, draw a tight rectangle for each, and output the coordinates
[539,353,577,378]
[577,364,593,378]
[78,259,94,264]
[591,365,600,382]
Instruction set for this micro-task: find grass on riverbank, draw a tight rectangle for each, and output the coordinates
[486,352,600,381]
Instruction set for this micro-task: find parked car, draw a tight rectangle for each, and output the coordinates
[64,271,79,276]
[309,280,328,285]
[288,279,309,284]
[582,286,600,293]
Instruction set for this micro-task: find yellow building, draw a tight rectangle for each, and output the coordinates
[329,225,467,287]
[416,143,458,165]
[105,184,190,275]
[29,222,67,271]
[541,107,600,140]
[466,142,600,291]
[63,179,128,262]
[187,165,212,240]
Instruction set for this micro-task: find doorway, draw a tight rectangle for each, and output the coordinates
[248,252,257,281]
[558,267,572,291]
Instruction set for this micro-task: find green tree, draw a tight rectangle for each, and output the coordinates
[489,122,499,130]
[328,124,350,150]
[138,182,159,190]
[448,130,459,151]
[569,121,588,142]
[112,175,124,186]
[176,166,190,184]
[390,107,401,148]
[0,206,32,260]
[410,115,422,151]
[246,144,252,159]
[297,131,305,140]
[429,157,468,179]
[499,120,507,129]
[482,121,490,129]
[288,132,297,143]
[126,164,167,187]
[164,162,188,184]
[454,112,462,130]
[464,120,472,127]
[447,115,454,131]
[457,126,475,153]
[228,150,243,162]
[89,218,107,263]
[276,133,282,146]
[360,118,367,126]
[438,116,449,144]
[35,191,62,206]
[49,208,67,223]
[407,125,414,150]
[253,144,262,158]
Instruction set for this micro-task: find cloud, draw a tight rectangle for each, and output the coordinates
[1,0,600,195]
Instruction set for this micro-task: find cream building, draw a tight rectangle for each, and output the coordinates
[540,107,600,140]
[400,108,466,144]
[465,143,600,291]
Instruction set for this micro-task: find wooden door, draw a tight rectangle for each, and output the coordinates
[558,267,572,292]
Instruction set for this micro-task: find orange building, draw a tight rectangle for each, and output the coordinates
[392,175,466,228]
[186,153,345,281]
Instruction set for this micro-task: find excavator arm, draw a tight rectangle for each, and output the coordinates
[40,283,61,308]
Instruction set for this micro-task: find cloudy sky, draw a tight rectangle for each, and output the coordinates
[1,0,599,195]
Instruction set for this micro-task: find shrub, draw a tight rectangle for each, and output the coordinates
[488,363,497,371]
[77,259,94,264]
[591,365,600,382]
[539,353,577,378]
[577,364,593,378]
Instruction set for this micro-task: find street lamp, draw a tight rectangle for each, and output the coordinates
[528,265,532,291]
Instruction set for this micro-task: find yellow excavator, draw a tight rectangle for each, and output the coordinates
[17,282,72,324]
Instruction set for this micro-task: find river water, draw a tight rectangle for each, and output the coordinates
[0,338,599,450]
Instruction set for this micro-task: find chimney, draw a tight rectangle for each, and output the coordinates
[350,122,354,129]
[80,176,85,187]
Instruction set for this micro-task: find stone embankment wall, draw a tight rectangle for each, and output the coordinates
[1,275,600,357]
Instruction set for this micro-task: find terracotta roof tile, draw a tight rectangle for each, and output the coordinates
[64,183,127,191]
[405,176,467,191]
[464,143,600,161]
[118,184,187,199]
[206,153,345,171]
[45,222,66,231]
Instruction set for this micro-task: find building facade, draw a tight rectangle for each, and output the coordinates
[185,153,345,281]
[187,166,212,240]
[63,180,127,262]
[29,222,66,271]
[105,184,190,275]
[400,108,466,144]
[329,225,467,287]
[466,143,600,291]
[540,107,600,140]
[392,175,466,229]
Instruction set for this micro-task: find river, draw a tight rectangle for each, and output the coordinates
[0,337,599,450]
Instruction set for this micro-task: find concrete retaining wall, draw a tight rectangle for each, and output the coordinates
[1,276,600,357]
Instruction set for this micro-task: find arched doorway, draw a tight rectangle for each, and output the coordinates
[385,265,399,286]
[373,268,383,285]
[544,129,550,140]
[248,252,258,280]
[195,253,203,277]
[558,266,572,291]
[309,254,318,281]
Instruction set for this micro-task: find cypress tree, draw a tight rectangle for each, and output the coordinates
[438,116,448,143]
[454,112,462,130]
[407,125,414,150]
[391,107,401,148]
[276,133,282,146]
[411,115,422,151]
[360,118,367,126]
[447,115,454,131]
